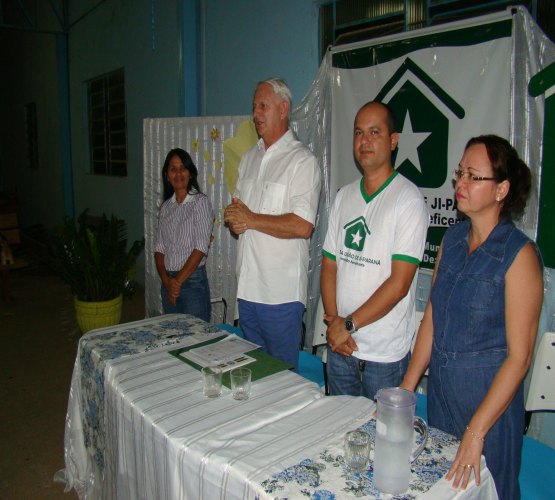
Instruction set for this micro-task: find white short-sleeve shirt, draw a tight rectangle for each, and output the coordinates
[323,172,429,362]
[235,129,321,305]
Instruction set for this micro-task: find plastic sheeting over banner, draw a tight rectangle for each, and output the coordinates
[331,13,513,270]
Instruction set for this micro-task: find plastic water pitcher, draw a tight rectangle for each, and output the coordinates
[373,387,429,495]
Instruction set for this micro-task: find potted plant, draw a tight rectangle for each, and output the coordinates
[49,209,145,333]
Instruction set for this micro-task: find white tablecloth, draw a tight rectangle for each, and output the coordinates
[62,314,225,498]
[62,314,498,500]
[259,420,497,499]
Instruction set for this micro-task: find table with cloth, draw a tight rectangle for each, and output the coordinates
[61,314,498,499]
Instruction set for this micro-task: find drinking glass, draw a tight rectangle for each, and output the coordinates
[344,430,371,473]
[230,367,251,400]
[202,366,222,398]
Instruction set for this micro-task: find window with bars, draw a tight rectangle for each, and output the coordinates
[87,69,127,176]
[319,1,552,60]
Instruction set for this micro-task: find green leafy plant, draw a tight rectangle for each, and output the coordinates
[49,210,145,301]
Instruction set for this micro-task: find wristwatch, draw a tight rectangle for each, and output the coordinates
[345,315,357,334]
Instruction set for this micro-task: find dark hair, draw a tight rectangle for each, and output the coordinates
[161,148,201,200]
[465,135,531,218]
[359,100,397,134]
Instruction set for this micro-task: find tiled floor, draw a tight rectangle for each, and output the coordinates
[0,264,145,499]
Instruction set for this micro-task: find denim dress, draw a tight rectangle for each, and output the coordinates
[428,218,531,500]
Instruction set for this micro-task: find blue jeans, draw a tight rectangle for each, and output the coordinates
[161,266,211,322]
[238,299,304,370]
[327,349,410,399]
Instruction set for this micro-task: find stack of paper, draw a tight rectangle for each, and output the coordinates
[179,335,260,372]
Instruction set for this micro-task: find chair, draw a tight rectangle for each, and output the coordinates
[525,332,555,412]
[298,350,326,388]
[516,332,555,499]
[415,392,428,422]
[0,211,30,300]
[519,435,555,500]
[216,322,242,337]
[411,310,429,386]
[299,319,326,389]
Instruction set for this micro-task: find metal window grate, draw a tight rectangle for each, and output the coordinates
[87,69,127,177]
[319,1,550,60]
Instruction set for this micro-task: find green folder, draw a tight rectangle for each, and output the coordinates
[168,335,292,388]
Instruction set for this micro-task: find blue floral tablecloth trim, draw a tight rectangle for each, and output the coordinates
[261,420,459,499]
[79,315,221,470]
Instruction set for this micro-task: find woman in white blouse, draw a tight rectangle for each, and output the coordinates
[154,148,214,321]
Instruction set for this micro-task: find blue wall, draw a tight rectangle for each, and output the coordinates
[0,29,65,229]
[203,0,320,114]
[0,0,320,283]
[67,0,183,279]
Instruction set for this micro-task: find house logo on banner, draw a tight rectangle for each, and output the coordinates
[376,58,465,269]
[377,58,464,187]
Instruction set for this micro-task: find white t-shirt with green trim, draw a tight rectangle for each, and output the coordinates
[322,172,429,362]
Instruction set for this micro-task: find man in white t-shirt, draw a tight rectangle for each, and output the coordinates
[224,78,321,370]
[321,101,428,397]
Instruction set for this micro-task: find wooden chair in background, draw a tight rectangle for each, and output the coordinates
[0,211,30,300]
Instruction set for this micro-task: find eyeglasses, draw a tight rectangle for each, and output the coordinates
[453,169,498,183]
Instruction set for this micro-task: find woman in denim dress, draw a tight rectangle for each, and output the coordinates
[401,135,543,499]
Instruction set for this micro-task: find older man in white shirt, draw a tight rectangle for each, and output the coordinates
[224,77,321,370]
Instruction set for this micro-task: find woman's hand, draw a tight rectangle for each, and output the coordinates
[445,430,483,490]
[163,276,181,306]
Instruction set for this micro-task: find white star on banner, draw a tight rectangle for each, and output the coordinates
[396,112,431,173]
[351,230,363,248]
